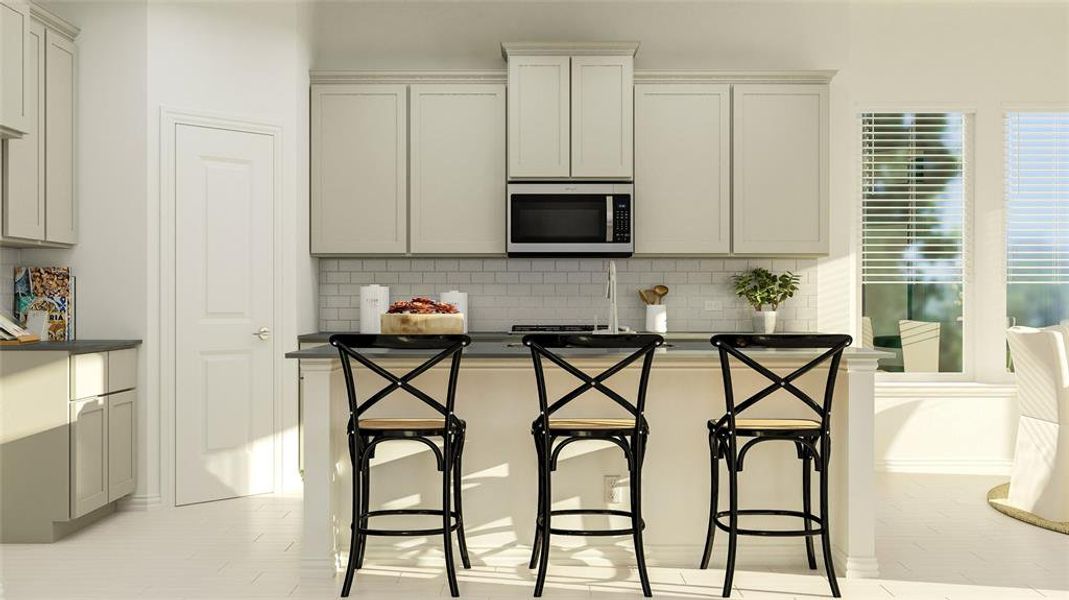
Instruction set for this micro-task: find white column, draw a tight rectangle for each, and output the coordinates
[300,358,341,578]
[840,356,881,578]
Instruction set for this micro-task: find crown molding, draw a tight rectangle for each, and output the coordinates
[501,41,640,59]
[29,3,79,39]
[310,70,507,85]
[635,70,837,84]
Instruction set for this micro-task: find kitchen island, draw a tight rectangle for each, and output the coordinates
[287,338,886,580]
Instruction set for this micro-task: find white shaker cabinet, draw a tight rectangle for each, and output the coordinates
[70,396,108,519]
[732,84,828,254]
[409,84,506,254]
[0,0,30,138]
[635,83,730,254]
[107,390,136,501]
[311,84,407,254]
[571,56,633,179]
[43,28,76,244]
[2,16,42,239]
[506,55,570,179]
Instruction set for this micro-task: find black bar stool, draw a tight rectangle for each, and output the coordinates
[330,334,472,598]
[523,333,664,598]
[698,334,852,598]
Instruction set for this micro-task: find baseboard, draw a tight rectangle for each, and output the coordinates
[876,457,1012,476]
[119,493,162,511]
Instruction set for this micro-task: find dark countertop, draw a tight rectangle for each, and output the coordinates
[287,339,887,361]
[0,339,142,355]
[298,330,733,344]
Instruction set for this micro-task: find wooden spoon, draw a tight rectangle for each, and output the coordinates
[639,289,656,305]
[652,285,669,304]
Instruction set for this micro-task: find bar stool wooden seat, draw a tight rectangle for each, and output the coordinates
[698,334,852,598]
[523,333,664,598]
[330,334,472,598]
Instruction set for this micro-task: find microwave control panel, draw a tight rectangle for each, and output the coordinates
[613,196,631,243]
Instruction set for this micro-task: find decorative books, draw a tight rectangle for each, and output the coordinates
[14,267,76,341]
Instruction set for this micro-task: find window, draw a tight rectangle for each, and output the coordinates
[861,112,967,373]
[1005,112,1069,335]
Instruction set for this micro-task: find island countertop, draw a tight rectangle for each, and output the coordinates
[0,339,142,354]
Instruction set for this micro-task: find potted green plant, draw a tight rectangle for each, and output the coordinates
[731,268,800,334]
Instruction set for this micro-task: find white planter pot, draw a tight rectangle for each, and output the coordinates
[645,305,668,333]
[752,310,777,334]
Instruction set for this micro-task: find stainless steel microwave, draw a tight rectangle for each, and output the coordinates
[506,183,634,257]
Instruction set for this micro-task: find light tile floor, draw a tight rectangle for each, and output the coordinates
[1,473,1067,599]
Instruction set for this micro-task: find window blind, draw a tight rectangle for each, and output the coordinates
[861,112,966,285]
[1005,112,1069,285]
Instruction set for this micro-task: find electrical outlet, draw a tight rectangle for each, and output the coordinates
[604,475,623,504]
[704,300,720,312]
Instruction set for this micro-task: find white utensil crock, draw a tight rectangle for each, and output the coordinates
[646,305,668,333]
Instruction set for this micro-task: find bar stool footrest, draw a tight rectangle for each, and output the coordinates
[713,509,824,537]
[537,508,646,537]
[355,508,462,537]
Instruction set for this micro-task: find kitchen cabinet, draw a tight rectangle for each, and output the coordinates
[44,28,75,244]
[0,5,77,248]
[0,344,140,542]
[70,395,107,518]
[731,84,828,254]
[634,83,730,254]
[311,84,407,254]
[571,56,633,179]
[3,16,42,239]
[506,55,570,179]
[0,0,30,138]
[503,43,637,180]
[409,84,506,254]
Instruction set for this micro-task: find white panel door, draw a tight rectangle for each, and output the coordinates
[0,1,30,137]
[410,84,506,254]
[175,124,275,506]
[43,29,76,244]
[310,85,406,254]
[70,396,107,518]
[635,83,730,254]
[2,17,42,239]
[571,55,633,179]
[732,84,828,254]
[507,55,570,179]
[107,390,136,501]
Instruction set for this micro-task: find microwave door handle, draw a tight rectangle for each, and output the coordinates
[605,196,613,242]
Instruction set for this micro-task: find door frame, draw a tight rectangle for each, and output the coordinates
[159,107,285,507]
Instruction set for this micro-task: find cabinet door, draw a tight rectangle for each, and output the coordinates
[635,83,730,254]
[0,1,30,137]
[507,55,570,179]
[2,17,42,239]
[70,396,107,518]
[107,391,135,501]
[44,29,76,245]
[732,84,828,254]
[311,84,406,254]
[571,56,633,179]
[410,84,506,254]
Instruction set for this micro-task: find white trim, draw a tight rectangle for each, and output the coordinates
[875,381,1016,399]
[28,3,79,39]
[310,70,506,85]
[158,107,286,507]
[500,41,639,58]
[876,458,1013,476]
[309,69,838,86]
[635,70,837,84]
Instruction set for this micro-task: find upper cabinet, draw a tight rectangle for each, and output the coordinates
[502,42,637,180]
[731,84,828,255]
[311,84,407,255]
[0,1,31,138]
[635,83,730,254]
[409,84,506,254]
[0,5,78,248]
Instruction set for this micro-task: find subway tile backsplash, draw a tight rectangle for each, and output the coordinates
[318,257,818,334]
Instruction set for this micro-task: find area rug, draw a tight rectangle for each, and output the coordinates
[987,483,1069,535]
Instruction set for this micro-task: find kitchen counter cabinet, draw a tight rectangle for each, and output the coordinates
[0,342,140,541]
[290,343,886,578]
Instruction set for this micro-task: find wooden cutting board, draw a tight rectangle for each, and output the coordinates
[380,313,464,335]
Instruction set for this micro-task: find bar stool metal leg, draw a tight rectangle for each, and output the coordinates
[442,434,460,598]
[801,448,817,570]
[722,440,739,598]
[533,435,553,598]
[630,432,653,597]
[819,439,841,598]
[529,433,545,570]
[453,430,472,570]
[341,441,363,597]
[700,432,720,570]
[355,447,371,570]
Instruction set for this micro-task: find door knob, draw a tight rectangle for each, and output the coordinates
[253,327,271,340]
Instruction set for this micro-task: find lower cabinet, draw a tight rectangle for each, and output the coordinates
[70,396,108,518]
[107,390,137,501]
